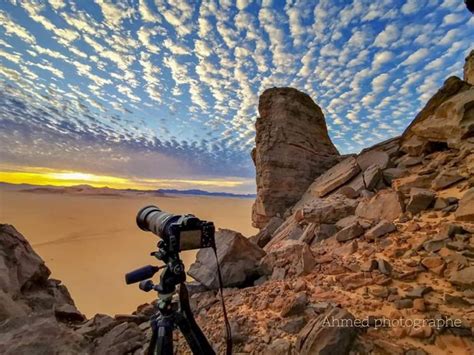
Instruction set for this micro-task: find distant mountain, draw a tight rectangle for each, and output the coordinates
[157,189,256,198]
[0,182,255,199]
[0,182,164,198]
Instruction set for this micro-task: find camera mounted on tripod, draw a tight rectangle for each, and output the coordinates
[125,205,231,355]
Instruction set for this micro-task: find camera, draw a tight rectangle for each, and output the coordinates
[126,206,229,354]
[136,205,215,252]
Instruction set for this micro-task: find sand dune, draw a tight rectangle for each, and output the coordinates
[0,187,257,317]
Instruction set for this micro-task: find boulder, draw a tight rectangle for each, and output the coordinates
[0,290,29,321]
[405,286,433,299]
[338,186,359,199]
[378,259,393,276]
[311,224,338,245]
[300,156,360,199]
[264,339,291,355]
[455,188,474,222]
[431,168,465,190]
[335,215,358,230]
[252,87,340,228]
[392,174,435,194]
[334,222,365,242]
[298,195,359,224]
[264,216,304,251]
[433,197,449,210]
[0,224,50,295]
[250,216,284,248]
[188,229,265,289]
[76,314,118,338]
[400,76,473,153]
[0,225,80,317]
[356,150,390,170]
[363,164,383,190]
[365,220,396,240]
[449,266,474,289]
[93,322,144,355]
[383,168,409,185]
[421,256,445,275]
[296,307,356,355]
[0,314,87,355]
[464,49,474,85]
[299,223,318,244]
[358,136,401,158]
[406,188,435,214]
[346,164,382,192]
[280,292,308,317]
[396,155,423,167]
[260,241,316,279]
[355,190,404,222]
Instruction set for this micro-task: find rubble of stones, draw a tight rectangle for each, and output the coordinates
[0,51,473,354]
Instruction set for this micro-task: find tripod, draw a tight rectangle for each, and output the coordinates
[127,242,215,355]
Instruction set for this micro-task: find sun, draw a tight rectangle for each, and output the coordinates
[49,172,98,181]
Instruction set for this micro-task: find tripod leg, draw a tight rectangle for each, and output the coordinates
[148,315,174,355]
[175,284,216,355]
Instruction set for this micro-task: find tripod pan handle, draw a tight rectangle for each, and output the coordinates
[125,265,160,284]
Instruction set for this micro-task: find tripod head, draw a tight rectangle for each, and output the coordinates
[125,239,185,296]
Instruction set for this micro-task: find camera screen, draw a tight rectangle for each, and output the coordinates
[179,230,203,250]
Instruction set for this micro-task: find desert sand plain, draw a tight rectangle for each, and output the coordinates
[0,186,257,317]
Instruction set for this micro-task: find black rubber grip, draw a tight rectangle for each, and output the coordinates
[125,265,159,284]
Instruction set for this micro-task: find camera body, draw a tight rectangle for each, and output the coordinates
[136,205,215,252]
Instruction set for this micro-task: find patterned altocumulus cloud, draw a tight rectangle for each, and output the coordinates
[0,0,472,192]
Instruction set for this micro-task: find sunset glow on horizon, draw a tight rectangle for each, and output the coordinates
[0,167,252,192]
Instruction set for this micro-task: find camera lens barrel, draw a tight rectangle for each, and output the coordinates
[136,205,160,231]
[136,205,180,240]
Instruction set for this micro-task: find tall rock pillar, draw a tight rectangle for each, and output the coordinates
[252,87,340,229]
[464,49,474,85]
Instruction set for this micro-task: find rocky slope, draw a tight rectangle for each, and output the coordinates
[1,51,473,355]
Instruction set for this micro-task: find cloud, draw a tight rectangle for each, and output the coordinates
[32,62,64,79]
[48,0,66,10]
[94,0,134,29]
[442,13,465,26]
[0,48,21,63]
[163,38,189,55]
[372,73,390,93]
[20,1,79,45]
[401,48,429,66]
[401,0,426,15]
[138,0,161,23]
[373,24,399,47]
[0,10,36,44]
[372,50,394,69]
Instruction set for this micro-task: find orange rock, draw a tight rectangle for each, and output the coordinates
[421,256,445,270]
[413,299,426,312]
[408,324,432,338]
[392,327,406,338]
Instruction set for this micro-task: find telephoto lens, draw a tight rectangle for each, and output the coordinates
[136,205,180,240]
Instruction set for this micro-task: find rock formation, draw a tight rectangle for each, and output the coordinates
[252,87,340,229]
[0,225,87,354]
[465,50,474,85]
[400,76,473,155]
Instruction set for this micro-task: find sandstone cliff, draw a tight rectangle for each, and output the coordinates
[252,87,340,229]
[465,50,474,85]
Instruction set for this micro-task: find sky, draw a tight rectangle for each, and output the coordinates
[0,0,472,193]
